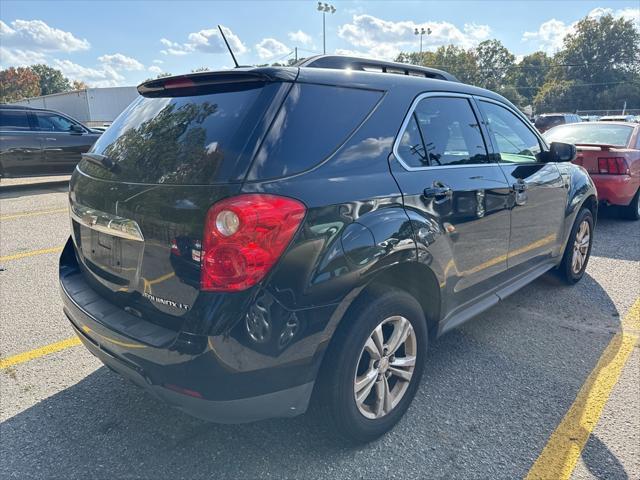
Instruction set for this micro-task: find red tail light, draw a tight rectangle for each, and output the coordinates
[201,194,306,292]
[597,157,630,175]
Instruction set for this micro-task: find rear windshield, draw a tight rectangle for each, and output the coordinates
[80,82,281,184]
[544,123,633,147]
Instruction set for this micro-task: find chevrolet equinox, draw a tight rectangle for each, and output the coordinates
[59,56,597,442]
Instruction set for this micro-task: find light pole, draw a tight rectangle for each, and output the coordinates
[414,27,432,55]
[317,2,336,55]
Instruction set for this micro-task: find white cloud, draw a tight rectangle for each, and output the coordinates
[255,38,290,60]
[523,7,640,54]
[53,59,125,88]
[98,53,144,71]
[161,25,247,56]
[0,46,46,67]
[152,59,163,64]
[522,19,571,54]
[288,30,313,45]
[337,15,492,59]
[0,19,90,52]
[148,65,163,74]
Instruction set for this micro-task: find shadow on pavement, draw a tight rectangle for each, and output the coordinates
[0,183,69,200]
[0,278,628,479]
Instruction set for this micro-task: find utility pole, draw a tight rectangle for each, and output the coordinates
[317,2,336,55]
[295,47,298,63]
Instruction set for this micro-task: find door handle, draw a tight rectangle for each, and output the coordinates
[423,183,453,200]
[512,180,527,193]
[45,138,57,141]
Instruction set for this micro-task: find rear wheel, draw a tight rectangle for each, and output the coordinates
[317,288,428,443]
[558,208,594,284]
[621,189,640,221]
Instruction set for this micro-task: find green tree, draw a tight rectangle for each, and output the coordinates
[536,13,640,111]
[29,64,72,95]
[0,67,41,102]
[72,80,89,90]
[511,51,551,105]
[473,39,515,92]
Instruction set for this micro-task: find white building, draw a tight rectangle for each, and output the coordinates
[12,86,139,127]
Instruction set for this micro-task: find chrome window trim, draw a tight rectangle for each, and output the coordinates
[392,91,495,172]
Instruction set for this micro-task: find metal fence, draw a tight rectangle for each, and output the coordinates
[576,109,640,116]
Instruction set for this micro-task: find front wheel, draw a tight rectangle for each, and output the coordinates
[558,208,594,284]
[317,288,428,443]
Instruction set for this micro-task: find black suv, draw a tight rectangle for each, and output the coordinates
[59,56,596,442]
[0,105,101,177]
[534,112,582,133]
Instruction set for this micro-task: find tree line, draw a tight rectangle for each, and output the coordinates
[396,13,639,113]
[0,64,89,103]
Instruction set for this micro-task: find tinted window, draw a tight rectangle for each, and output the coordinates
[480,101,542,164]
[248,84,382,180]
[398,96,489,168]
[0,110,31,131]
[544,123,633,148]
[34,112,77,132]
[535,115,564,130]
[81,83,280,184]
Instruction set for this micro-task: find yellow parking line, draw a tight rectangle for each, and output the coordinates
[0,207,67,221]
[525,299,640,480]
[0,337,81,370]
[0,246,63,262]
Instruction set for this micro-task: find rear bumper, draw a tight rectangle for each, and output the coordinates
[59,238,315,423]
[591,174,638,206]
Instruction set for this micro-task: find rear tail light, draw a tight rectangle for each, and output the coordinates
[200,194,306,292]
[597,157,630,175]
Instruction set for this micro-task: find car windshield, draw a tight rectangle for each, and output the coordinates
[543,123,634,147]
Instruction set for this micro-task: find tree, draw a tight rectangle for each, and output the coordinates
[511,51,551,105]
[473,39,515,92]
[533,80,582,112]
[191,67,210,72]
[29,64,72,95]
[0,67,41,102]
[72,80,89,90]
[397,46,479,84]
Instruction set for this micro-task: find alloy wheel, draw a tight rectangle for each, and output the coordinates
[571,220,590,274]
[353,316,417,419]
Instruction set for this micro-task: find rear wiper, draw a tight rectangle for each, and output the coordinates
[81,153,119,172]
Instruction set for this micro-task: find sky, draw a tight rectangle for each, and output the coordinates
[1,0,638,87]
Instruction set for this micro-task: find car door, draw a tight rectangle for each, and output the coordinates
[0,109,43,177]
[32,111,94,174]
[476,99,567,273]
[389,93,512,313]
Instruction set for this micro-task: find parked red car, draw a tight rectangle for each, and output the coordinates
[544,122,640,220]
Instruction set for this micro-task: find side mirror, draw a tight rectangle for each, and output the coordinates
[548,141,576,162]
[70,124,85,134]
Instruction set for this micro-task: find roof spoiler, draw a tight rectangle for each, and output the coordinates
[296,55,459,82]
[574,143,618,150]
[137,68,298,96]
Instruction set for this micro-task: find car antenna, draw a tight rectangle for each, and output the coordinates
[218,25,239,68]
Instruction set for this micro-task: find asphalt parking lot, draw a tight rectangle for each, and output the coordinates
[0,179,638,480]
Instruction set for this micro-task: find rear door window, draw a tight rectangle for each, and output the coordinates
[0,110,32,131]
[81,82,281,184]
[247,84,382,180]
[396,96,490,168]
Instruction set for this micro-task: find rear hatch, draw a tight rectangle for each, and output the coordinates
[69,70,294,329]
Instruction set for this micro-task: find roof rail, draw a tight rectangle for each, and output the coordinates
[296,55,459,82]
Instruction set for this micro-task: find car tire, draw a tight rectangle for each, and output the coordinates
[316,287,428,443]
[621,189,640,221]
[558,207,594,284]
